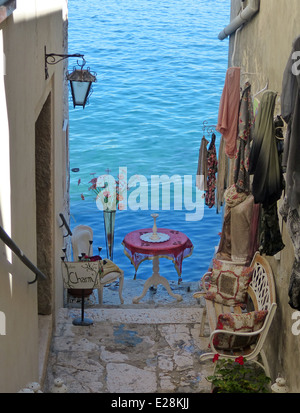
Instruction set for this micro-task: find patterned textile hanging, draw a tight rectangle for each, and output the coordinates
[205,133,218,208]
[234,82,254,193]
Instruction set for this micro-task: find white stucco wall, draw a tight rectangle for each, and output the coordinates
[0,0,68,392]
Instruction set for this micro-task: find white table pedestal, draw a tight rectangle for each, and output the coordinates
[132,256,183,303]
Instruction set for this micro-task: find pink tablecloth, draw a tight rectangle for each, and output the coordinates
[122,228,193,278]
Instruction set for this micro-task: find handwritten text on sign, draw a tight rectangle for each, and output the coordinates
[62,261,101,289]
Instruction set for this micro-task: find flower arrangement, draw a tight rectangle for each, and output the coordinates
[79,169,130,211]
[206,355,271,393]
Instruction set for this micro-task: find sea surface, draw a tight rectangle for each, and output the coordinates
[67,0,230,282]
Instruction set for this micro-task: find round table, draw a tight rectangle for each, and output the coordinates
[122,228,193,303]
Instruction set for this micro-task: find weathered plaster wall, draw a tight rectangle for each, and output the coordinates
[0,0,69,392]
[227,0,300,392]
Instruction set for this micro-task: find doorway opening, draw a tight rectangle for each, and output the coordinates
[35,92,54,315]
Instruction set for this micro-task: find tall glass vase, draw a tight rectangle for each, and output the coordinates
[103,209,116,261]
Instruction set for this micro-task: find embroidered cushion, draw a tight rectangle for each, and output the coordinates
[204,259,253,305]
[213,310,268,350]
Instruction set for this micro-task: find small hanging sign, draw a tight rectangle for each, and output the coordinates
[61,261,102,289]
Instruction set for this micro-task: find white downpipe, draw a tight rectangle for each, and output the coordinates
[218,0,260,41]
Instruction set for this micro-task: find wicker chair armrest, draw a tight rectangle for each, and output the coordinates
[193,272,212,299]
[201,272,212,293]
[193,291,205,299]
[208,326,265,353]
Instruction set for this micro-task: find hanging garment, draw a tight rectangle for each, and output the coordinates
[205,133,218,208]
[196,136,209,190]
[216,196,255,263]
[216,67,241,159]
[246,203,261,266]
[223,183,248,208]
[259,202,285,256]
[216,184,250,261]
[216,208,231,261]
[231,194,254,263]
[288,261,300,311]
[275,115,285,163]
[280,198,300,261]
[234,82,254,193]
[281,35,300,210]
[280,198,300,309]
[248,90,284,207]
[216,136,229,213]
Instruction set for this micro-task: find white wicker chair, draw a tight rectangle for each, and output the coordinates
[194,252,277,377]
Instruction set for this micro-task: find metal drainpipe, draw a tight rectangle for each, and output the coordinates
[218,0,260,41]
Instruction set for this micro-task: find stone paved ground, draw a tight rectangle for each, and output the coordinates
[44,280,214,393]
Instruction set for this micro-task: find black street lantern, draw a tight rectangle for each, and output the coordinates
[45,47,97,109]
[67,66,97,109]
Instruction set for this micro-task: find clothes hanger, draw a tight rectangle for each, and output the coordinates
[202,120,208,135]
[202,121,216,137]
[253,81,269,97]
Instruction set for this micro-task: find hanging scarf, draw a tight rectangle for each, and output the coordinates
[216,67,241,159]
[205,133,218,208]
[234,82,253,193]
[216,136,229,213]
[216,184,248,261]
[196,136,209,190]
[224,183,248,208]
[248,90,284,207]
[259,202,285,256]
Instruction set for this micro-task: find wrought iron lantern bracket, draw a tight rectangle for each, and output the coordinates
[44,46,85,79]
[44,46,97,108]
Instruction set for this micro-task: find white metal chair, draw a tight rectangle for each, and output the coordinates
[71,225,94,260]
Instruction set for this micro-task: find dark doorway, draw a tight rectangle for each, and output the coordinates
[35,92,53,315]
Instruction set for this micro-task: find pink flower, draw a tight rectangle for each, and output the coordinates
[89,177,98,185]
[213,354,220,363]
[89,183,97,191]
[235,356,244,365]
[103,190,111,198]
[217,322,224,330]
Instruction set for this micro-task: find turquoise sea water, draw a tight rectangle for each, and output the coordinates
[68,0,230,282]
